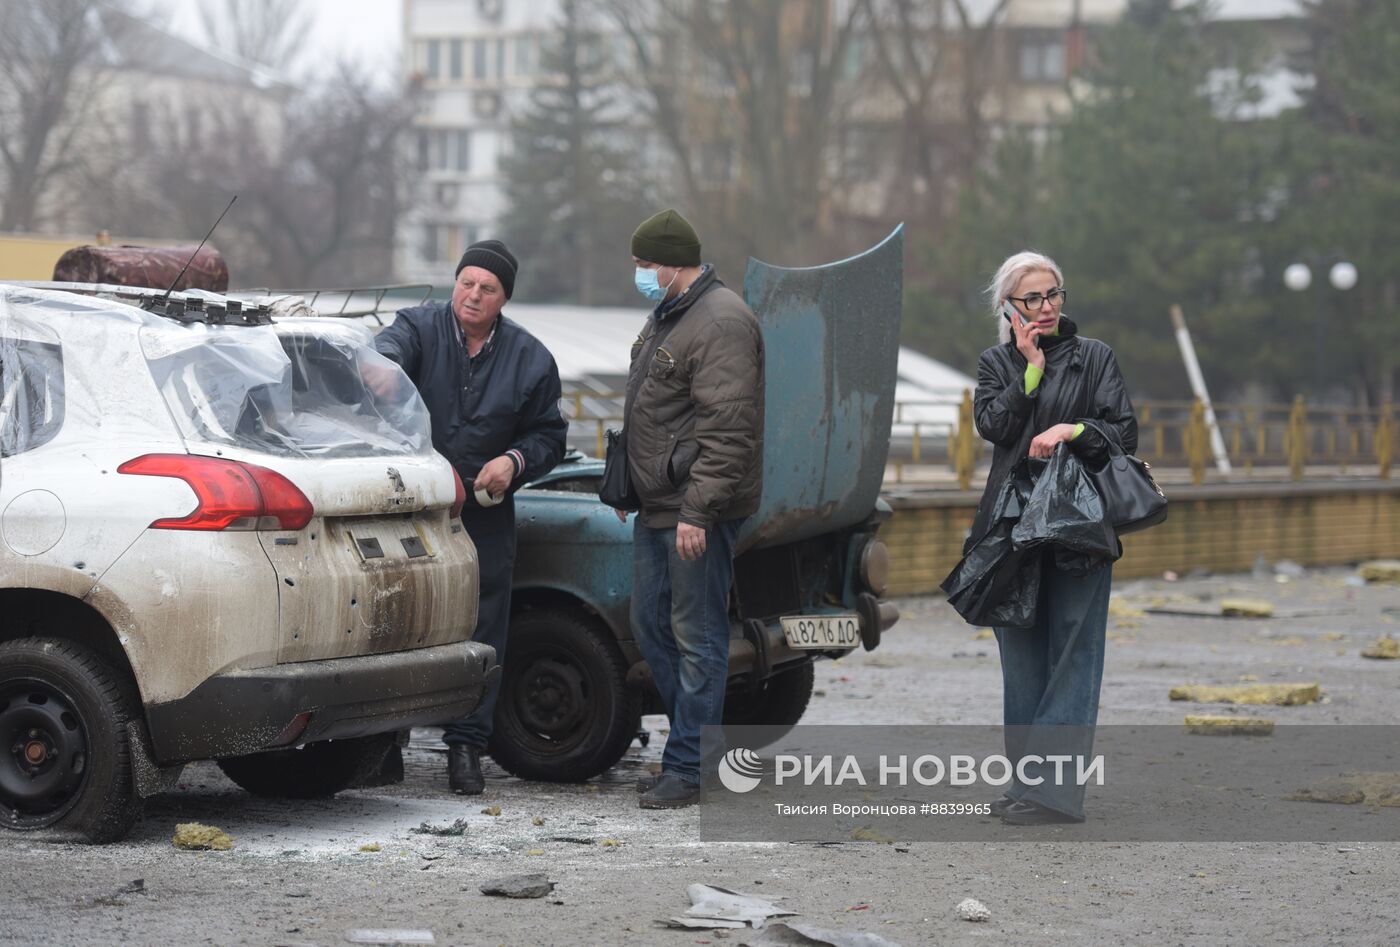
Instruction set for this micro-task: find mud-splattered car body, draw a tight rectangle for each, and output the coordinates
[493,230,905,782]
[0,283,493,841]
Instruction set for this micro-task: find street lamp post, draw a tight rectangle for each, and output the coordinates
[1284,259,1357,400]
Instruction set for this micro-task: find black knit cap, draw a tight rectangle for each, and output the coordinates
[630,208,701,267]
[455,239,519,299]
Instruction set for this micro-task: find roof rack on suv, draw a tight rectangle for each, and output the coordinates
[240,284,434,325]
[1,281,275,326]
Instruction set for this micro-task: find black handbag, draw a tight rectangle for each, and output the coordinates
[599,427,639,511]
[1080,419,1168,535]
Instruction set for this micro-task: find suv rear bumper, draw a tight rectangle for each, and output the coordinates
[145,641,498,764]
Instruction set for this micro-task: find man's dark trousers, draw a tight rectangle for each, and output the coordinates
[443,497,515,750]
[630,517,744,785]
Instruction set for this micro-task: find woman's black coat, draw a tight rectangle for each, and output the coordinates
[967,316,1137,550]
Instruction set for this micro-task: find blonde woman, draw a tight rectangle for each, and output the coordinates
[970,251,1137,826]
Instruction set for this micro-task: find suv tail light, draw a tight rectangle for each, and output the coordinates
[118,454,314,531]
[450,467,466,518]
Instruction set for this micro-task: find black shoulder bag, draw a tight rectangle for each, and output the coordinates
[598,318,676,511]
[1079,418,1168,535]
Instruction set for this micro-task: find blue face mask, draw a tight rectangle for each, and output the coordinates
[634,266,676,303]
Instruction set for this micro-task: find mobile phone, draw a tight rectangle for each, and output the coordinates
[1001,300,1039,346]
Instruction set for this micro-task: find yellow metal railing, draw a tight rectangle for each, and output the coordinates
[559,389,1398,483]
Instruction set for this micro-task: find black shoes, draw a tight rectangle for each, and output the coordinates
[639,773,703,809]
[635,773,662,794]
[988,794,1017,816]
[999,800,1084,825]
[447,745,485,795]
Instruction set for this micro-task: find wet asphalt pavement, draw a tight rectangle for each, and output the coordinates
[2,567,1399,945]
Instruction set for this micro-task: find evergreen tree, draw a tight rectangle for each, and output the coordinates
[1281,0,1400,404]
[501,0,640,306]
[1043,0,1282,399]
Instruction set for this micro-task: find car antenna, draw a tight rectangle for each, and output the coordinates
[159,194,236,306]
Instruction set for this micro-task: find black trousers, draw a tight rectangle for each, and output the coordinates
[442,498,515,750]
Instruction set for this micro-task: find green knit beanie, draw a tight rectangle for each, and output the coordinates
[630,208,701,267]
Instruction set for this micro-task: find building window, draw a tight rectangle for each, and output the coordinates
[426,40,441,79]
[449,39,463,80]
[421,129,472,172]
[421,224,479,264]
[1019,34,1066,83]
[496,38,506,80]
[515,34,533,76]
[474,38,488,80]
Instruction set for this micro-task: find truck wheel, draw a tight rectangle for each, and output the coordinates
[722,661,815,732]
[488,608,641,782]
[217,734,396,799]
[0,638,142,843]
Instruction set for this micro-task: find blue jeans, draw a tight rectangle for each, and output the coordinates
[994,557,1112,819]
[631,517,743,785]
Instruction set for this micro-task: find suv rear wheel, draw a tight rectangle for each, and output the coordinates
[722,661,816,732]
[216,734,397,798]
[0,638,142,843]
[488,608,641,782]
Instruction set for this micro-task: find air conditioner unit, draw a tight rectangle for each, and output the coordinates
[477,0,503,21]
[473,91,503,119]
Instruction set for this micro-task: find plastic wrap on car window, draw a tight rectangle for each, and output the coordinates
[141,318,432,458]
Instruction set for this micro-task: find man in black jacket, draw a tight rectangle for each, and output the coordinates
[372,239,568,794]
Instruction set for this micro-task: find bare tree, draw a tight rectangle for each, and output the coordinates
[601,0,867,272]
[0,0,129,231]
[197,0,312,69]
[857,0,1013,227]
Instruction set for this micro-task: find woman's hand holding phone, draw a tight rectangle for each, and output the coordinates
[1005,303,1046,370]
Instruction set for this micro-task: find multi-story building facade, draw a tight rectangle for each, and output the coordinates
[397,0,1307,283]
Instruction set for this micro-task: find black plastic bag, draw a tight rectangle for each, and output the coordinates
[598,427,639,511]
[941,449,1117,629]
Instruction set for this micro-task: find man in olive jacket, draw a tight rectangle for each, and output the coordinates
[612,208,765,809]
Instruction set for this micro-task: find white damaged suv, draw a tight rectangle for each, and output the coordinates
[0,283,491,842]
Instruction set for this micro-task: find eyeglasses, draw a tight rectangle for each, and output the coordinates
[1007,288,1068,311]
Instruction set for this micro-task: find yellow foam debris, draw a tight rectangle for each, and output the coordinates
[527,849,545,856]
[1286,772,1400,806]
[1362,637,1400,660]
[600,838,621,847]
[1109,601,1146,620]
[358,843,381,852]
[1220,599,1274,618]
[172,823,233,851]
[481,806,502,816]
[1169,682,1320,705]
[1184,715,1275,736]
[531,816,545,826]
[1323,633,1346,642]
[972,629,995,641]
[1358,561,1400,584]
[849,826,895,844]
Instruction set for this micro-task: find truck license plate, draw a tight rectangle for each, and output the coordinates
[780,615,860,650]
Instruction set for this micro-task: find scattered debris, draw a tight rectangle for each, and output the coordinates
[1286,773,1400,806]
[600,838,622,847]
[480,805,502,817]
[343,930,436,945]
[531,816,545,826]
[1108,600,1146,620]
[1147,604,1345,620]
[664,883,798,931]
[971,629,995,641]
[1358,561,1400,584]
[358,843,381,853]
[1274,560,1306,578]
[172,822,233,851]
[1169,682,1320,706]
[849,827,895,844]
[479,872,556,899]
[955,898,992,922]
[526,849,545,856]
[1344,575,1368,588]
[1361,637,1400,660]
[1220,598,1274,618]
[549,836,597,845]
[1323,632,1346,642]
[412,818,470,837]
[741,920,902,946]
[1184,715,1275,736]
[118,879,146,895]
[1162,570,1179,582]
